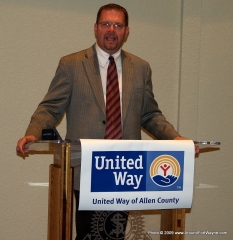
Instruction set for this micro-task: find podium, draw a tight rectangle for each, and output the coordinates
[29,141,187,240]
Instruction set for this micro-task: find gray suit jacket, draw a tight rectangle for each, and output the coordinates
[25,45,179,141]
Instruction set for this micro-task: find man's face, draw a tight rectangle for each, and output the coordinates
[94,9,129,55]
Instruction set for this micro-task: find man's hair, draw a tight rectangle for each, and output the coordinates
[96,3,129,26]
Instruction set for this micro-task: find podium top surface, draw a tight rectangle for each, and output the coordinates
[28,140,81,152]
[28,140,220,152]
[27,139,220,168]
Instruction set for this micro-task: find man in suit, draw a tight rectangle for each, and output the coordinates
[16,3,195,239]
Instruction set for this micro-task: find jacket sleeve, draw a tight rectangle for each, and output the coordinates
[141,63,180,140]
[25,57,72,139]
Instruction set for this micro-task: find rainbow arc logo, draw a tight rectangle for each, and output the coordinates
[150,155,181,187]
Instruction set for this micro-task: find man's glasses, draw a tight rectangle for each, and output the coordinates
[98,21,125,30]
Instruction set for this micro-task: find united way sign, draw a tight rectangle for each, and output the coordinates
[79,139,195,211]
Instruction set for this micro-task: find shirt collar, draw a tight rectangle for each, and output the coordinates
[95,43,121,68]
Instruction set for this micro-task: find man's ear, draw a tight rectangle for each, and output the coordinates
[124,26,130,42]
[94,23,98,37]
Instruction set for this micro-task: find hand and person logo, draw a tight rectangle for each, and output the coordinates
[149,155,181,187]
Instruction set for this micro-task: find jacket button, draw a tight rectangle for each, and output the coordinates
[102,120,106,124]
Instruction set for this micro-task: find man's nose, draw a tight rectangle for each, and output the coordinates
[108,24,115,31]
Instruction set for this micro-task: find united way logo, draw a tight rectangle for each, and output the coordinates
[150,155,181,187]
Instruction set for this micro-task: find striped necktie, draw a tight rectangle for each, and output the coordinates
[105,56,122,139]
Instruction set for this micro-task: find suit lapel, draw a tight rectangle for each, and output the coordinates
[121,51,134,121]
[82,47,134,120]
[82,46,106,116]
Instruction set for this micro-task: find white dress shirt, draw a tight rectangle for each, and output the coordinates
[95,43,122,105]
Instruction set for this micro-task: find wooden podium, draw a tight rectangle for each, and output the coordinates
[29,141,186,240]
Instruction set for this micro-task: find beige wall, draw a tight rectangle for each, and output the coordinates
[1,0,232,239]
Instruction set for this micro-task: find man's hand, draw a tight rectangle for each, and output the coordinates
[16,135,38,155]
[173,136,199,154]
